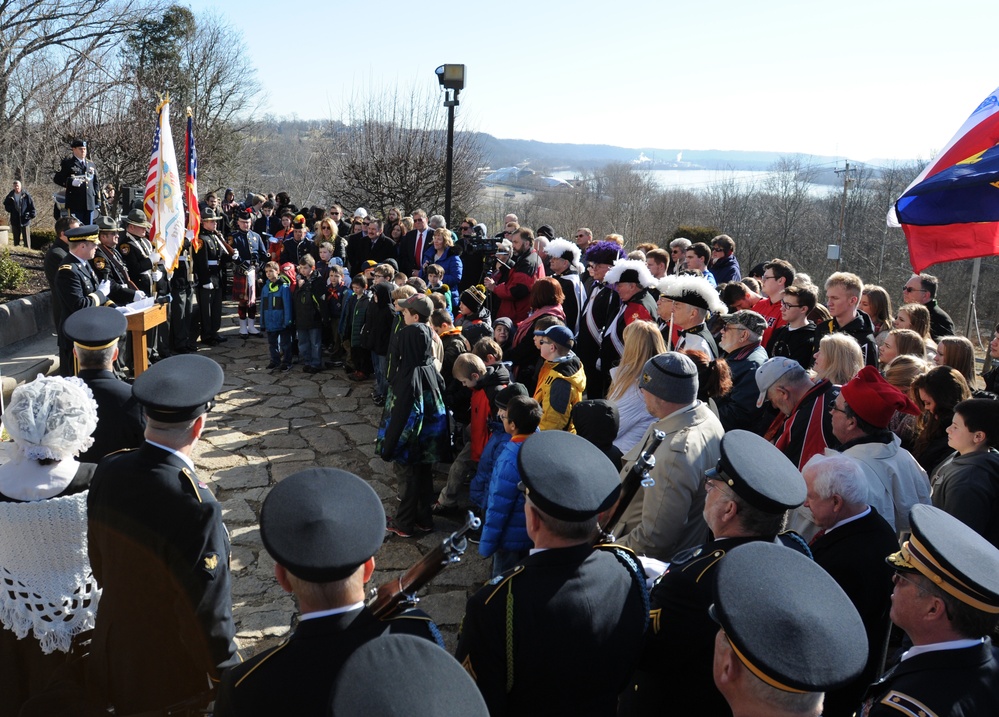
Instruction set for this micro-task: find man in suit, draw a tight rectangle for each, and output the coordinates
[87,355,239,714]
[802,453,898,717]
[63,306,145,463]
[214,468,441,717]
[860,504,999,717]
[54,224,112,376]
[53,139,99,224]
[3,180,36,247]
[399,209,431,277]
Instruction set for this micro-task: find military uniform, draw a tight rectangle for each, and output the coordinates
[194,229,228,343]
[118,228,156,295]
[55,252,111,375]
[77,369,144,463]
[53,145,99,224]
[229,222,267,328]
[170,238,197,352]
[214,607,440,717]
[92,242,136,305]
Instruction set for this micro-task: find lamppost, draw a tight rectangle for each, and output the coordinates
[435,64,465,229]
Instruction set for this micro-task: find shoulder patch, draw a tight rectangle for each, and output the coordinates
[484,564,524,604]
[58,264,74,271]
[120,243,130,254]
[879,691,938,717]
[93,256,106,270]
[203,553,219,574]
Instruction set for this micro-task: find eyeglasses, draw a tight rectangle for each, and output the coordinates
[721,324,746,332]
[461,225,471,230]
[780,300,801,309]
[893,570,929,593]
[575,234,586,239]
[902,286,922,293]
[711,247,724,252]
[829,403,848,414]
[762,274,776,281]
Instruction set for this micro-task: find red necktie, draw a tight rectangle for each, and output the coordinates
[808,529,826,546]
[415,231,424,264]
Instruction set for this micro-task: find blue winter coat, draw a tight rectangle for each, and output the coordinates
[260,277,293,332]
[468,423,511,510]
[421,245,462,308]
[479,436,533,557]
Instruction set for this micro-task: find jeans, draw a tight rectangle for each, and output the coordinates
[268,329,293,366]
[297,327,322,368]
[372,352,387,397]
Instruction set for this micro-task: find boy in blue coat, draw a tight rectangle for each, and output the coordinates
[260,261,293,371]
[480,395,542,577]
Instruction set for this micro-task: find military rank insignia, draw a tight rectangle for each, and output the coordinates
[121,244,130,254]
[94,256,106,270]
[203,553,219,576]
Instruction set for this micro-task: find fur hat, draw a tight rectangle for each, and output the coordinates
[545,238,581,265]
[585,241,626,266]
[657,274,726,314]
[604,258,656,288]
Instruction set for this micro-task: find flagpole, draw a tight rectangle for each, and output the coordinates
[964,257,981,338]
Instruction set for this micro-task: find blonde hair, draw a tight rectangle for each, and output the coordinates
[888,329,927,361]
[815,333,863,385]
[897,303,932,340]
[883,355,929,393]
[606,321,667,402]
[936,336,976,386]
[317,217,338,238]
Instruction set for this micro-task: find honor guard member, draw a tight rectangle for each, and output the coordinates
[53,138,99,224]
[711,542,869,717]
[576,240,626,398]
[120,208,170,361]
[87,355,239,715]
[860,504,999,717]
[194,207,229,345]
[455,431,648,716]
[544,237,587,335]
[656,273,726,358]
[229,207,268,336]
[54,224,112,376]
[171,228,198,353]
[63,306,145,463]
[93,215,142,304]
[330,634,489,717]
[622,430,809,717]
[599,258,659,394]
[214,468,443,717]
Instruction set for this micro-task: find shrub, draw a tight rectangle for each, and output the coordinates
[0,248,27,292]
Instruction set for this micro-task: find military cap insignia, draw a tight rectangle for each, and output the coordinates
[203,553,219,575]
[120,244,130,254]
[93,256,106,270]
[642,372,651,384]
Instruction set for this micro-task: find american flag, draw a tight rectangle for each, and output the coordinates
[185,109,201,252]
[143,96,185,272]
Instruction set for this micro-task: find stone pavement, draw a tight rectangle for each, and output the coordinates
[188,310,490,657]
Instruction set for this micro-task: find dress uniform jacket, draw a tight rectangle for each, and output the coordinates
[118,230,156,295]
[860,640,999,717]
[455,542,647,716]
[599,289,658,390]
[92,243,136,304]
[53,155,99,215]
[214,606,441,717]
[54,258,110,343]
[86,442,239,713]
[576,283,619,399]
[624,535,763,717]
[76,369,145,464]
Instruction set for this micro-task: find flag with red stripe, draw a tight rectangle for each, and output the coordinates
[889,85,999,272]
[185,108,201,252]
[144,96,185,273]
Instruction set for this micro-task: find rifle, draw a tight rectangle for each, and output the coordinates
[597,429,666,543]
[368,511,482,619]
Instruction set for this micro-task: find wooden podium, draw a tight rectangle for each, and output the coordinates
[126,302,167,377]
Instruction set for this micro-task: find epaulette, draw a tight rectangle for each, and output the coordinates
[596,543,650,631]
[677,545,726,584]
[878,691,938,717]
[233,641,290,688]
[58,264,74,271]
[777,530,812,558]
[483,564,524,605]
[180,467,206,503]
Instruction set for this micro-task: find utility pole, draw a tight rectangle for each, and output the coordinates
[835,161,855,271]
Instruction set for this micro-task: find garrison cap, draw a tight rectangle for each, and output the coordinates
[260,468,385,583]
[95,215,120,233]
[65,225,100,243]
[124,208,151,229]
[63,306,127,350]
[888,504,999,613]
[518,431,620,522]
[711,541,868,693]
[706,430,806,513]
[330,634,488,716]
[132,354,223,422]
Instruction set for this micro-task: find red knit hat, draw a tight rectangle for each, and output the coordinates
[840,366,921,429]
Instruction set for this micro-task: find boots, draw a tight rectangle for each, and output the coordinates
[247,318,260,336]
[239,318,249,336]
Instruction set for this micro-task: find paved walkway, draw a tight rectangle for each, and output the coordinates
[190,308,490,657]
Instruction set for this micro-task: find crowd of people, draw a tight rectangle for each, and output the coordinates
[5,147,999,717]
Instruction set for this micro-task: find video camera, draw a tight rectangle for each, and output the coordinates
[464,223,498,256]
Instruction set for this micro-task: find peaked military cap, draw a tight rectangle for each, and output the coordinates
[65,225,100,243]
[888,504,999,613]
[260,468,385,583]
[70,139,87,148]
[63,306,127,350]
[518,431,620,522]
[132,354,224,422]
[711,541,868,693]
[331,634,488,716]
[705,430,806,513]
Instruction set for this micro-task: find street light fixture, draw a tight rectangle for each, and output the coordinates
[435,64,465,228]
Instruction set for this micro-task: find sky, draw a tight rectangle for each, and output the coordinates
[201,0,999,163]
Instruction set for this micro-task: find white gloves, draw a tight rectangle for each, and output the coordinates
[202,283,213,289]
[98,280,111,295]
[151,270,163,282]
[134,290,147,300]
[232,249,240,262]
[71,177,84,187]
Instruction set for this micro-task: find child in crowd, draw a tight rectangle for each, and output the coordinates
[493,316,514,352]
[455,286,492,346]
[380,294,448,538]
[325,264,348,368]
[294,255,326,374]
[260,261,293,372]
[468,383,528,527]
[366,281,395,406]
[386,285,417,380]
[431,309,471,387]
[479,395,542,576]
[472,337,504,366]
[571,399,624,469]
[427,292,448,313]
[433,353,510,515]
[347,275,373,381]
[393,271,408,287]
[425,264,454,314]
[533,325,587,432]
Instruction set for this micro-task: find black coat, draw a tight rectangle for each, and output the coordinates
[214,607,440,717]
[456,543,647,716]
[76,369,145,464]
[810,508,898,717]
[861,640,999,717]
[3,189,36,225]
[54,257,110,348]
[87,443,239,713]
[399,228,432,276]
[53,155,99,212]
[92,244,136,304]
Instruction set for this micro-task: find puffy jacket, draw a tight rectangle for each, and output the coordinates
[534,353,587,432]
[468,424,511,510]
[421,245,463,308]
[260,277,292,332]
[491,251,544,323]
[479,435,533,557]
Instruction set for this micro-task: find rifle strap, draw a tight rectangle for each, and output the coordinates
[595,544,651,632]
[505,583,515,693]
